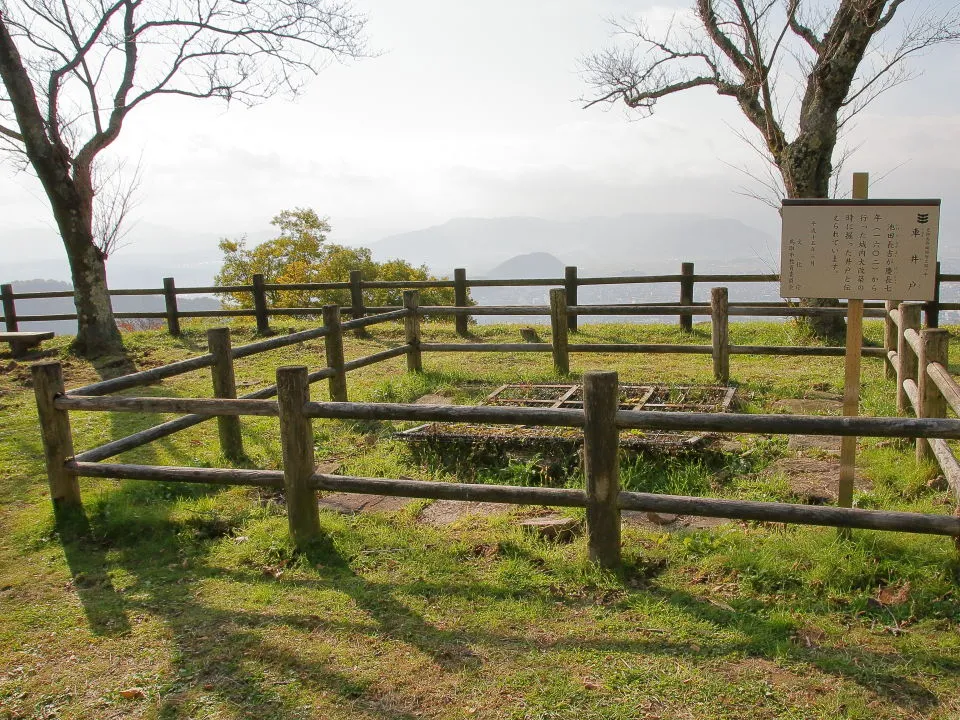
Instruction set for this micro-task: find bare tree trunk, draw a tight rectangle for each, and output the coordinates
[61,224,123,356]
[40,163,125,357]
[1,17,123,358]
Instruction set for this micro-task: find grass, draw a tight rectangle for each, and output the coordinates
[1,318,959,719]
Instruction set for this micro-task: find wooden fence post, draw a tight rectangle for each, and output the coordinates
[916,328,949,464]
[251,273,271,335]
[884,300,899,380]
[349,270,366,337]
[565,266,579,333]
[711,287,729,384]
[454,268,469,337]
[583,370,621,569]
[679,262,694,332]
[925,261,941,329]
[276,366,321,547]
[1,283,18,333]
[322,304,348,402]
[207,328,244,462]
[163,277,181,336]
[31,361,81,511]
[404,290,422,373]
[549,288,569,375]
[897,302,921,415]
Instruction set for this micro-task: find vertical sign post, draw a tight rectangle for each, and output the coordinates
[780,175,941,518]
[839,173,869,508]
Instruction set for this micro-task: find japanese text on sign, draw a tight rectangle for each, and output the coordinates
[780,200,941,301]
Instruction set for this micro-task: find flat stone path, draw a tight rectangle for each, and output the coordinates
[318,493,416,514]
[417,500,514,526]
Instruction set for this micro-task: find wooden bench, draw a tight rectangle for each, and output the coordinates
[0,331,55,358]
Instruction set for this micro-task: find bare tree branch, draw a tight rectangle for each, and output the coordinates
[582,0,960,201]
[0,121,22,141]
[0,0,370,356]
[91,152,142,257]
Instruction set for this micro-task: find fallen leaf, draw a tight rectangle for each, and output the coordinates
[876,581,911,606]
[119,688,145,700]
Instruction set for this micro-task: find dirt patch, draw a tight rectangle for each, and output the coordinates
[417,500,514,526]
[413,393,454,405]
[787,434,841,455]
[318,493,415,514]
[766,457,871,503]
[770,398,842,414]
[622,511,730,531]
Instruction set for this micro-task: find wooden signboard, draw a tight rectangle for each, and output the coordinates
[781,199,941,302]
[780,177,942,518]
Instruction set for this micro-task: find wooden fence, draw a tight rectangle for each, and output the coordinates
[3,261,954,335]
[30,290,960,568]
[887,301,960,495]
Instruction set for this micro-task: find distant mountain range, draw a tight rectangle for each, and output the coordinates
[369,214,781,275]
[7,213,960,332]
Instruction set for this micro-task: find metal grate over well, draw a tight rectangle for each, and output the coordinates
[398,384,737,453]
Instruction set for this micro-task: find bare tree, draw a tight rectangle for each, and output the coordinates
[582,0,960,338]
[0,0,367,357]
[92,154,143,259]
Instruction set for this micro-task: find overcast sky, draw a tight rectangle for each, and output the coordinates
[2,0,958,265]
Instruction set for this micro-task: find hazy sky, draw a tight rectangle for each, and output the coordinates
[2,0,959,263]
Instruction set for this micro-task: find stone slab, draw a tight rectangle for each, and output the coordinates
[518,515,582,542]
[417,500,514,526]
[318,493,415,514]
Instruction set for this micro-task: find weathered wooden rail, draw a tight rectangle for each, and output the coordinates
[33,359,960,569]
[4,260,954,337]
[21,282,919,474]
[887,302,960,498]
[25,280,960,567]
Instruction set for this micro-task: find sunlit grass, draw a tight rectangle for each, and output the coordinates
[0,318,958,719]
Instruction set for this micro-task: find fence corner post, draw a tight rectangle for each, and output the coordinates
[679,262,694,332]
[349,270,366,338]
[884,300,899,380]
[251,273,271,336]
[916,328,949,464]
[897,302,921,415]
[403,290,422,373]
[565,266,579,333]
[207,327,244,462]
[1,283,18,333]
[549,288,569,376]
[454,268,469,337]
[322,304,348,402]
[711,286,729,384]
[31,361,81,512]
[276,365,320,548]
[583,370,621,569]
[162,277,181,336]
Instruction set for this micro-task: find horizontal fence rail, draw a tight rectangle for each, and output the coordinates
[2,260,950,337]
[55,393,960,441]
[31,355,960,570]
[17,258,960,571]
[67,462,960,537]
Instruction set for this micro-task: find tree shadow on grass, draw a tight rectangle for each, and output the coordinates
[89,350,137,379]
[54,504,132,637]
[642,583,949,714]
[97,514,470,716]
[56,483,959,717]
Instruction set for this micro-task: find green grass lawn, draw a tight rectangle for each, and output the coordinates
[1,318,959,719]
